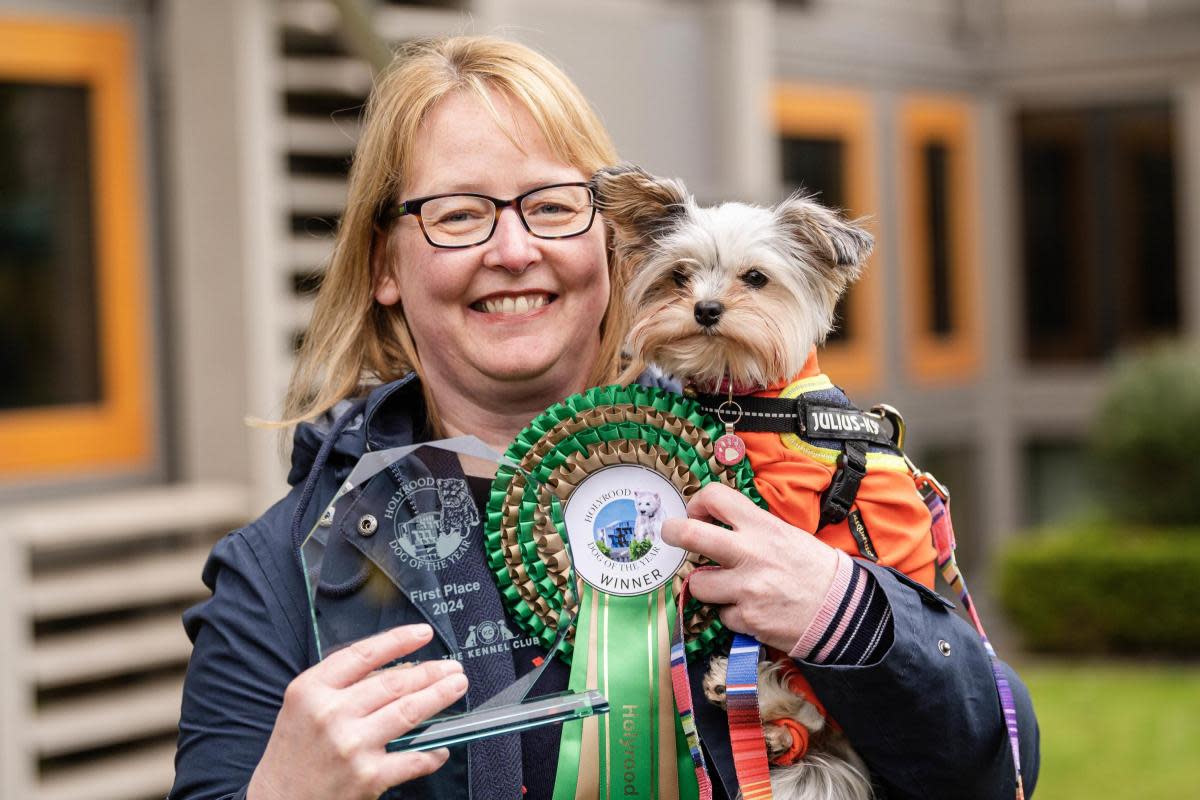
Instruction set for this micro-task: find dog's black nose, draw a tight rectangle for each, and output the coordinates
[694,300,724,327]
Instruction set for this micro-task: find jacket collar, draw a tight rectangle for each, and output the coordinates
[287,372,426,486]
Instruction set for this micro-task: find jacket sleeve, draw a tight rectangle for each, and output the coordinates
[796,561,1040,800]
[170,526,311,800]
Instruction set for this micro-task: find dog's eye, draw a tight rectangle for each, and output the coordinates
[671,268,689,288]
[741,269,769,288]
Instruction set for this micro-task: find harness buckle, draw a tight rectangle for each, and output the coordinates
[819,440,868,527]
[869,403,906,450]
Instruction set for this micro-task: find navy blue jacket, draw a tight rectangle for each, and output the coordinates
[170,375,1039,800]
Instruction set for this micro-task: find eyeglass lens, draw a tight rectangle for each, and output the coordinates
[418,185,593,247]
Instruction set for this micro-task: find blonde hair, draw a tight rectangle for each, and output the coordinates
[281,36,622,434]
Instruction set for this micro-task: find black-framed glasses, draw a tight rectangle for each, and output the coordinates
[378,182,597,249]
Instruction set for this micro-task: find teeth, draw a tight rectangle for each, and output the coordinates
[478,294,549,314]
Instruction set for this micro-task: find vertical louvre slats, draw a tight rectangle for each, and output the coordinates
[2,5,475,800]
[33,617,196,688]
[1,483,250,800]
[36,741,179,800]
[279,0,468,352]
[34,678,188,758]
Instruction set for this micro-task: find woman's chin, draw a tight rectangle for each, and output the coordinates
[476,342,593,391]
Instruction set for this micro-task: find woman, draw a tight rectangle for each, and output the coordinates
[170,36,1038,800]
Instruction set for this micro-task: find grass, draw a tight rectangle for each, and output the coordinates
[1022,660,1200,799]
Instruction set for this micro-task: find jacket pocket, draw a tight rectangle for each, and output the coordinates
[879,564,955,610]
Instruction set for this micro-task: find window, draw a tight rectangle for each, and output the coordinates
[899,96,983,383]
[1022,439,1095,527]
[1018,103,1179,364]
[0,19,152,477]
[775,85,880,389]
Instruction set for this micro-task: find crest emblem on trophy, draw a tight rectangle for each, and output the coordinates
[388,478,478,570]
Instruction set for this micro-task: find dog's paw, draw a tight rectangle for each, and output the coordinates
[702,655,729,708]
[762,721,795,762]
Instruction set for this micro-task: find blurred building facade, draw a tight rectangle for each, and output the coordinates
[1,0,1199,798]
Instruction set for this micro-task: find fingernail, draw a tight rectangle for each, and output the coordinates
[412,624,432,638]
[439,659,463,675]
[447,673,468,692]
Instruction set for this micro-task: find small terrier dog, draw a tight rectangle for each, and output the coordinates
[592,163,879,800]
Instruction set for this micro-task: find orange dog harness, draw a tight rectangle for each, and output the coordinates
[695,349,937,589]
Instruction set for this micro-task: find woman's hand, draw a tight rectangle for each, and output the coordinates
[661,482,840,652]
[247,624,468,800]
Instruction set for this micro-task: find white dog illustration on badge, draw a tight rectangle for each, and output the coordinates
[633,490,664,544]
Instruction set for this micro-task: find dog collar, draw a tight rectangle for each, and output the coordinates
[690,390,899,446]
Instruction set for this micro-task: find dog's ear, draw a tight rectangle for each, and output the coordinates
[591,163,689,246]
[775,194,874,274]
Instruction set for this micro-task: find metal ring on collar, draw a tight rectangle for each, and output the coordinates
[715,399,743,427]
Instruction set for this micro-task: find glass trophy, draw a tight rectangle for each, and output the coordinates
[299,436,608,752]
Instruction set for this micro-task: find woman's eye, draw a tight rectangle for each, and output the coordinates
[671,268,688,288]
[740,269,768,288]
[434,209,480,224]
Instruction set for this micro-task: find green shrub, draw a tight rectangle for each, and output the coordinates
[997,519,1200,656]
[1088,343,1200,526]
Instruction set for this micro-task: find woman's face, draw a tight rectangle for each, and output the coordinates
[375,89,609,396]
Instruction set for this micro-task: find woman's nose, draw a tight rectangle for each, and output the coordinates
[483,206,538,273]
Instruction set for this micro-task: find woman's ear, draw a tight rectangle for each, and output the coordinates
[372,226,402,306]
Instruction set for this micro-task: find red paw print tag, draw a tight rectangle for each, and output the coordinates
[714,430,746,466]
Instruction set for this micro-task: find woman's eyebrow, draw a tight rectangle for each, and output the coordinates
[414,175,585,197]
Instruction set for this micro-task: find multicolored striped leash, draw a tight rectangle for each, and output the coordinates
[671,568,775,800]
[916,471,1025,800]
[670,568,715,800]
[724,633,775,799]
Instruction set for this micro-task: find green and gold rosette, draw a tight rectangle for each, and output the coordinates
[485,385,765,800]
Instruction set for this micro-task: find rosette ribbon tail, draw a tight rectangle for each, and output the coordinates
[554,584,699,800]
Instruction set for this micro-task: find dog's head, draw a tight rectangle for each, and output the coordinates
[592,163,872,390]
[634,490,661,517]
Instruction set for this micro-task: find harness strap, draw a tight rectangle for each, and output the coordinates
[819,440,868,527]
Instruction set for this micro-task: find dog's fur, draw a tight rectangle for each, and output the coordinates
[593,163,875,800]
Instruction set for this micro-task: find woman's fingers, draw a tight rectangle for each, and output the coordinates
[685,567,741,605]
[378,748,452,789]
[319,624,437,689]
[366,671,470,742]
[684,482,770,528]
[661,517,743,566]
[347,658,464,717]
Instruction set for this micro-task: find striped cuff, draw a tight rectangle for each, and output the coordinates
[789,552,894,666]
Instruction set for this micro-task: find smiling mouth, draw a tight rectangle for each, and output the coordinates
[470,292,555,315]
